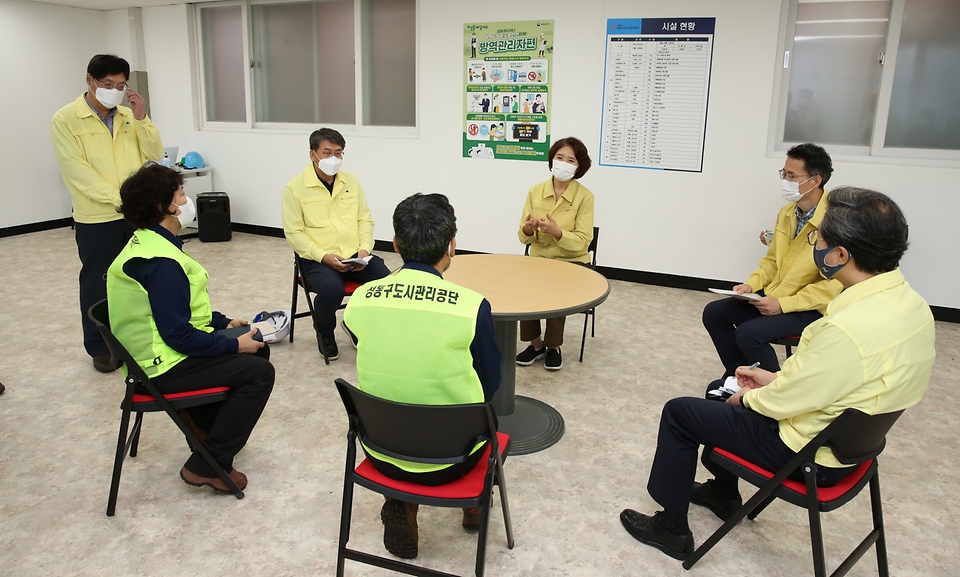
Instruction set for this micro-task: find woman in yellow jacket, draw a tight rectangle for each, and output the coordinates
[516,137,595,371]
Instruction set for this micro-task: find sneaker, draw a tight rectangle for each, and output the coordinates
[381,498,419,559]
[516,344,546,366]
[619,509,694,561]
[545,348,563,371]
[691,479,742,521]
[341,320,358,349]
[319,334,339,361]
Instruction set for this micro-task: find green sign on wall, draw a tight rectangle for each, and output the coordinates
[463,20,553,161]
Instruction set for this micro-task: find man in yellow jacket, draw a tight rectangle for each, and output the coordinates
[620,186,935,561]
[281,128,390,360]
[702,143,842,376]
[51,54,163,373]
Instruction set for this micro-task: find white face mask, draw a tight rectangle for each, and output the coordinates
[551,160,577,182]
[94,86,125,109]
[317,155,343,176]
[172,195,196,228]
[780,176,814,203]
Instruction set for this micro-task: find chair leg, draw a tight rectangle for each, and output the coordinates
[579,311,589,363]
[304,286,330,365]
[496,460,515,549]
[747,494,776,520]
[107,409,134,517]
[870,473,890,577]
[290,260,299,343]
[475,486,492,577]
[129,412,143,457]
[803,464,828,577]
[337,472,356,577]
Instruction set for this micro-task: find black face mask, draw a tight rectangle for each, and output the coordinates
[813,245,847,279]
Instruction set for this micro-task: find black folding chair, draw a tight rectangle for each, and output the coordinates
[683,408,904,577]
[523,225,600,362]
[334,378,514,577]
[289,253,360,364]
[88,299,243,517]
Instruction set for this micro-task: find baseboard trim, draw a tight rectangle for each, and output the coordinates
[0,217,73,238]
[232,223,285,238]
[261,229,960,323]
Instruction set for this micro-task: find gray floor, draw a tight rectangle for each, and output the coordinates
[1,229,957,577]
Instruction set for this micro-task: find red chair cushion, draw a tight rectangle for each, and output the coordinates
[132,386,230,405]
[343,280,361,296]
[354,432,509,500]
[714,447,872,502]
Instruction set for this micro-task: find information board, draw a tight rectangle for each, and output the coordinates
[599,18,716,172]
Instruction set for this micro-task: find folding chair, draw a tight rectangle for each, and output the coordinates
[334,378,514,577]
[289,253,360,364]
[88,299,243,517]
[523,225,601,362]
[683,408,904,577]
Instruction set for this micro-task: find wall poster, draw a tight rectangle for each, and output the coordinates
[599,18,716,172]
[463,20,553,161]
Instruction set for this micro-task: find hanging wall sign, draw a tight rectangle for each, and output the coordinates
[463,20,553,161]
[599,18,716,172]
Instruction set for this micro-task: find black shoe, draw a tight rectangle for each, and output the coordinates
[381,498,419,559]
[93,354,121,373]
[516,344,546,366]
[691,479,742,521]
[0,382,4,395]
[620,509,694,561]
[319,334,339,361]
[545,348,563,371]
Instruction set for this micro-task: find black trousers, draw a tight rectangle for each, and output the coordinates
[702,296,821,375]
[152,347,274,477]
[299,255,390,337]
[75,220,134,357]
[646,397,850,517]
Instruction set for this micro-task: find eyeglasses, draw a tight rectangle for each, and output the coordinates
[779,169,810,181]
[807,229,818,246]
[316,150,345,159]
[95,79,128,91]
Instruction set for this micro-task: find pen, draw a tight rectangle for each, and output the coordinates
[747,362,760,370]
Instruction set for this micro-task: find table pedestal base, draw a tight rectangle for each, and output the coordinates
[497,395,565,455]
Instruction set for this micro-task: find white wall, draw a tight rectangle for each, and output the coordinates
[0,0,107,228]
[9,0,957,310]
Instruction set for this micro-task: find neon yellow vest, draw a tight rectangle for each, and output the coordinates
[344,267,486,473]
[106,228,214,379]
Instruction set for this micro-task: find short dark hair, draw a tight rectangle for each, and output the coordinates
[819,186,909,275]
[393,193,458,265]
[119,164,185,229]
[87,54,130,80]
[309,128,346,151]
[548,137,592,179]
[787,143,833,189]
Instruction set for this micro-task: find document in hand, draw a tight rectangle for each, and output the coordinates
[708,288,761,301]
[340,255,372,266]
[707,376,741,399]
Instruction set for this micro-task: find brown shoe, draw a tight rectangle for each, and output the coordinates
[179,466,247,493]
[462,507,482,531]
[93,354,121,373]
[381,498,419,559]
[0,382,5,395]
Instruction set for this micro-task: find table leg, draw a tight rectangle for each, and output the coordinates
[492,320,518,415]
[491,320,565,455]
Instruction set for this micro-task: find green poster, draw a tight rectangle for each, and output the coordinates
[463,20,553,161]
